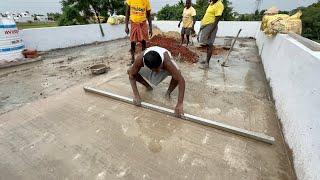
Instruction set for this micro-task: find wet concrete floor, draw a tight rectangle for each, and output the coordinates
[0,38,295,179]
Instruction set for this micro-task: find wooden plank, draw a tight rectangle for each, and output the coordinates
[84,86,275,144]
[288,32,320,51]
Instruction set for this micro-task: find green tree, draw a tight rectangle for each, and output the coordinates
[47,13,62,21]
[221,0,234,20]
[109,0,126,16]
[157,0,234,21]
[236,9,268,21]
[298,3,320,42]
[157,0,185,20]
[59,0,125,36]
[58,0,125,25]
[58,5,89,26]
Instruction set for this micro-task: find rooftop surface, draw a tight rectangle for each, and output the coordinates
[0,38,295,179]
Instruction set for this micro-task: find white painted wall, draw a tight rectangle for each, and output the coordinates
[21,24,127,51]
[21,21,260,51]
[153,21,261,38]
[256,32,320,180]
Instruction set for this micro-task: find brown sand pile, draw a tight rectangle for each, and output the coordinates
[147,35,198,63]
[153,27,181,40]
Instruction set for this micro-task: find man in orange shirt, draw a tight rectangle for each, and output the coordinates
[125,0,153,65]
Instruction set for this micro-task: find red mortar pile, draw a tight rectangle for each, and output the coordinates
[147,35,199,63]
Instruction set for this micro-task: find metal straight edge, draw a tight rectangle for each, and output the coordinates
[84,86,275,145]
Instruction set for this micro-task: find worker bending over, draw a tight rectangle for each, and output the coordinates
[127,46,185,116]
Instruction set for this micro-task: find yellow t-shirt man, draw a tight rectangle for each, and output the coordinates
[126,0,151,23]
[182,6,196,28]
[201,0,224,26]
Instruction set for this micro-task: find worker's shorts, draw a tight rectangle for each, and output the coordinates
[139,67,170,86]
[199,24,218,45]
[181,27,193,36]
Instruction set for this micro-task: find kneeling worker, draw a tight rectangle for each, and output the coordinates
[127,46,185,116]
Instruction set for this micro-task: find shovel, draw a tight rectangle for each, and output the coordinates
[221,29,242,67]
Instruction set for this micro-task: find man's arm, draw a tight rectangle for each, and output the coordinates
[192,16,196,32]
[212,16,221,31]
[178,18,183,28]
[207,16,221,39]
[192,8,197,31]
[125,4,130,35]
[146,10,152,37]
[127,54,144,105]
[164,53,185,116]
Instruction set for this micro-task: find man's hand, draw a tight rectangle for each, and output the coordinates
[174,103,184,117]
[197,26,203,42]
[149,28,153,37]
[125,26,129,35]
[133,96,142,106]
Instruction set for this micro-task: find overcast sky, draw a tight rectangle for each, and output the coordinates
[0,0,318,14]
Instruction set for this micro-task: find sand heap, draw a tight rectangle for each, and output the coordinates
[146,35,198,63]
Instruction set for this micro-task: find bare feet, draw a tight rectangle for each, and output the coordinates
[133,97,142,106]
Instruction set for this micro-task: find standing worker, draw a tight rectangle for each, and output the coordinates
[125,0,153,65]
[198,0,224,69]
[178,0,197,46]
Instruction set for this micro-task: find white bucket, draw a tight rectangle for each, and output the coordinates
[0,18,25,62]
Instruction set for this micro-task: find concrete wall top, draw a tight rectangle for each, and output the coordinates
[21,23,127,51]
[21,21,261,51]
[256,32,320,180]
[286,36,320,59]
[153,21,261,38]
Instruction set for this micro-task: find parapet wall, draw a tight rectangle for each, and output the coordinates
[21,21,260,51]
[153,21,261,38]
[21,24,127,51]
[256,32,320,180]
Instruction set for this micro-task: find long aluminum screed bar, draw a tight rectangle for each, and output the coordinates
[84,86,275,144]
